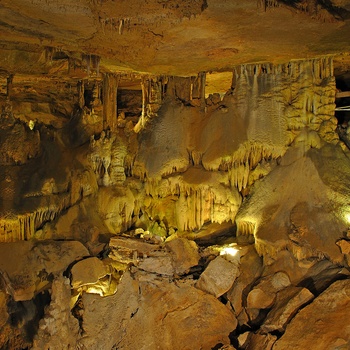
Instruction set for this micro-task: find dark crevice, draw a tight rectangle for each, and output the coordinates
[71,295,84,333]
[7,290,51,346]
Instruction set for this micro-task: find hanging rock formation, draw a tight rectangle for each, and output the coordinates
[0,12,349,346]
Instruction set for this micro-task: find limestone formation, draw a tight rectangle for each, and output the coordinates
[0,2,350,348]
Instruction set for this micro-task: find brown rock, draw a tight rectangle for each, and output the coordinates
[247,288,276,310]
[0,241,89,301]
[246,271,291,311]
[166,237,200,274]
[79,271,237,350]
[273,279,350,350]
[71,257,108,289]
[109,237,161,264]
[195,256,240,297]
[336,239,350,255]
[261,286,314,333]
[32,276,79,350]
[337,239,350,265]
[270,271,291,290]
[138,255,174,276]
[246,332,277,350]
[0,292,8,328]
[237,332,250,349]
[227,245,262,316]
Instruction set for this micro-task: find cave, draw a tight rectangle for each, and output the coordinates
[0,0,350,349]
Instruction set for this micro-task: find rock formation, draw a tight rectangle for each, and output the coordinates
[0,1,350,349]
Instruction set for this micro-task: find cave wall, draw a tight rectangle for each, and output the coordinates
[0,56,350,349]
[0,56,338,241]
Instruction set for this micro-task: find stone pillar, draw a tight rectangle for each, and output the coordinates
[103,73,119,130]
[77,80,85,109]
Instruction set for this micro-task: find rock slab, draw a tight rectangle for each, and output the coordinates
[273,279,350,350]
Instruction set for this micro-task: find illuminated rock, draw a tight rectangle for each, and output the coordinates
[165,237,200,275]
[195,256,240,298]
[71,257,109,289]
[236,144,348,265]
[79,271,237,349]
[227,245,263,317]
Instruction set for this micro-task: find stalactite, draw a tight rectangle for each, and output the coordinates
[142,170,241,232]
[82,54,101,76]
[236,221,256,236]
[134,76,164,133]
[89,132,126,186]
[0,167,96,242]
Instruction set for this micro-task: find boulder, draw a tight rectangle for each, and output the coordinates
[166,237,200,274]
[245,332,277,350]
[246,271,291,323]
[0,241,89,301]
[32,276,79,350]
[138,255,174,276]
[78,271,238,350]
[247,288,275,310]
[336,239,350,265]
[273,279,350,350]
[195,256,240,298]
[261,286,314,333]
[246,271,291,311]
[71,257,109,289]
[227,245,262,317]
[109,237,161,264]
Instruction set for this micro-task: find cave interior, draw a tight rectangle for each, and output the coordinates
[0,0,350,349]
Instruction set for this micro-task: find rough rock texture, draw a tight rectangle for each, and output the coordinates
[32,276,80,350]
[1,0,350,76]
[165,237,200,275]
[71,257,109,289]
[0,241,89,301]
[261,286,314,333]
[195,255,240,297]
[78,271,237,350]
[273,279,350,350]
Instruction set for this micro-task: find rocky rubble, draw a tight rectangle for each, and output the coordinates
[0,232,348,349]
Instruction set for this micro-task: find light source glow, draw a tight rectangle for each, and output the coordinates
[344,212,350,224]
[220,246,239,257]
[28,120,35,130]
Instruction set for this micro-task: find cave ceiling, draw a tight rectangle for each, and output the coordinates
[1,0,350,79]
